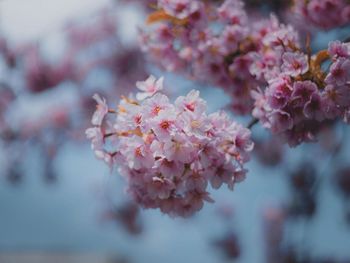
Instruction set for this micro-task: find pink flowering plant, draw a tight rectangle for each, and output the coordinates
[86,75,253,217]
[84,0,350,218]
[140,0,350,147]
[139,0,261,114]
[291,0,350,30]
[251,40,350,146]
[3,0,350,259]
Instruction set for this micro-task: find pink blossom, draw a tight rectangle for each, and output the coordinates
[163,133,195,163]
[85,127,116,167]
[94,150,115,168]
[91,94,109,126]
[262,24,299,49]
[86,127,104,150]
[140,0,259,114]
[147,176,175,200]
[249,51,280,81]
[266,76,293,109]
[114,100,143,132]
[325,58,350,86]
[136,75,164,100]
[175,89,206,114]
[251,89,271,127]
[303,93,325,121]
[208,111,233,131]
[179,110,211,138]
[250,39,350,146]
[120,135,154,170]
[291,81,318,107]
[209,162,236,190]
[184,171,208,191]
[149,110,178,141]
[142,93,171,121]
[268,110,293,133]
[86,77,253,217]
[156,158,185,178]
[292,0,348,29]
[328,40,350,59]
[158,0,200,19]
[281,52,308,77]
[220,25,245,52]
[323,84,350,107]
[218,0,247,25]
[231,123,254,155]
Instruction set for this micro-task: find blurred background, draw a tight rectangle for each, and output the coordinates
[0,1,350,262]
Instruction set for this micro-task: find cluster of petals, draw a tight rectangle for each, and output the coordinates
[252,41,350,146]
[140,0,350,147]
[140,0,273,114]
[158,0,201,19]
[86,76,253,217]
[292,0,350,30]
[140,0,312,116]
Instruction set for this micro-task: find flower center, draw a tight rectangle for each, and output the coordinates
[148,85,156,93]
[292,61,301,70]
[153,105,161,115]
[185,103,195,111]
[191,120,200,128]
[175,3,186,13]
[333,68,343,77]
[134,115,142,125]
[160,120,170,130]
[135,147,142,156]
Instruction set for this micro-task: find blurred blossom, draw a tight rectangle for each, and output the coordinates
[262,206,286,263]
[212,231,241,260]
[216,203,235,221]
[102,202,143,235]
[287,162,317,218]
[254,136,285,166]
[335,167,350,198]
[291,0,350,30]
[22,46,76,93]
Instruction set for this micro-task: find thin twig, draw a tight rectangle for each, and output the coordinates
[247,118,259,129]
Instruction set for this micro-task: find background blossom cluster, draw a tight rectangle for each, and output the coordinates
[139,0,304,115]
[139,0,285,114]
[86,75,254,217]
[141,0,350,146]
[252,40,350,146]
[291,0,350,30]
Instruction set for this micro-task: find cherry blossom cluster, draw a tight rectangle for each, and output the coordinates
[142,0,348,146]
[252,40,350,146]
[86,76,253,217]
[139,0,274,114]
[140,0,328,118]
[291,0,350,30]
